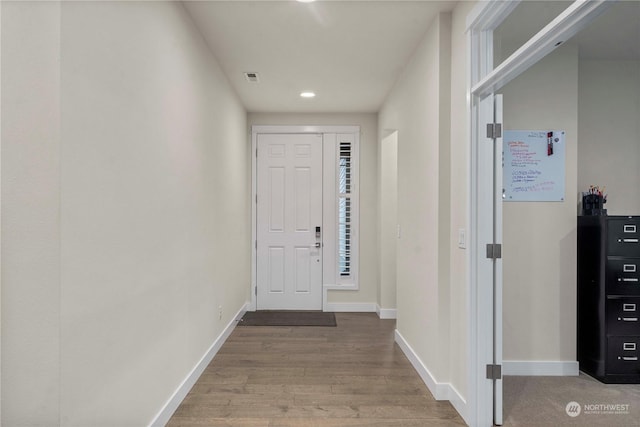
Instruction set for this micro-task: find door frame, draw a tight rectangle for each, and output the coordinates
[466,1,612,425]
[250,125,360,312]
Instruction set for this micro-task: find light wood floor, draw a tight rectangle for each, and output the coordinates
[168,312,465,426]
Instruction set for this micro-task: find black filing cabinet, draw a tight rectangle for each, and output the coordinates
[578,215,640,383]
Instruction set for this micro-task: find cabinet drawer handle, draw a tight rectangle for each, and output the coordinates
[620,317,638,322]
[619,238,639,243]
[623,303,637,311]
[622,357,638,361]
[621,278,639,282]
[624,225,637,233]
[623,343,637,351]
[623,264,637,272]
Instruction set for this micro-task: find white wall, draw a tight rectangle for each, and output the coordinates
[578,60,640,215]
[247,113,378,307]
[379,131,398,311]
[2,2,249,425]
[1,2,62,423]
[378,11,452,383]
[449,0,476,401]
[500,45,579,363]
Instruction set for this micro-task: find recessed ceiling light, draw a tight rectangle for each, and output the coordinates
[300,91,316,98]
[297,0,316,3]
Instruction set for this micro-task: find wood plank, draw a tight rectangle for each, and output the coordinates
[167,313,463,425]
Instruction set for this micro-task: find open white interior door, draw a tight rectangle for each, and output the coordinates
[493,94,504,426]
[476,93,503,426]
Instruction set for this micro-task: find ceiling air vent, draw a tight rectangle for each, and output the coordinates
[244,72,260,83]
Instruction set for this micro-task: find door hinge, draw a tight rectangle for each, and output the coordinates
[255,194,258,204]
[255,240,257,250]
[255,286,257,296]
[486,123,502,139]
[486,243,502,259]
[486,364,502,380]
[256,148,258,158]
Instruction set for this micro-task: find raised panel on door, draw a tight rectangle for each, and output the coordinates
[268,247,285,293]
[269,167,285,232]
[256,133,323,310]
[294,167,311,232]
[295,246,311,293]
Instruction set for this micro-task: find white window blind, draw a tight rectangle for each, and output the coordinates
[338,142,352,277]
[334,133,358,287]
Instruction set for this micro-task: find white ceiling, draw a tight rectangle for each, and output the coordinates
[183,0,456,113]
[184,1,640,114]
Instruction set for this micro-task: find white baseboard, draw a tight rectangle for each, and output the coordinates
[148,302,249,427]
[324,302,377,313]
[394,330,469,425]
[375,305,397,319]
[394,330,449,400]
[503,360,579,376]
[447,383,468,425]
[324,302,397,320]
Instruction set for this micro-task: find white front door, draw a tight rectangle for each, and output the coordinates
[256,133,323,310]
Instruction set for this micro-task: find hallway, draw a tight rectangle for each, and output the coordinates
[168,313,465,426]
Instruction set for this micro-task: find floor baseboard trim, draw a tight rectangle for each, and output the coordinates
[148,302,249,427]
[503,360,579,376]
[375,305,397,319]
[447,383,469,425]
[394,329,469,423]
[324,302,377,313]
[394,330,448,400]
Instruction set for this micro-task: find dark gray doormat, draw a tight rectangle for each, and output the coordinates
[239,310,337,327]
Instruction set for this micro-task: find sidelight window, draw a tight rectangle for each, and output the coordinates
[335,135,358,286]
[338,142,352,276]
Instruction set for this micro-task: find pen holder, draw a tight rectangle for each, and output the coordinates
[582,193,607,216]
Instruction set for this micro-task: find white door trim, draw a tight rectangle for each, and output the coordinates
[471,0,612,98]
[466,1,613,426]
[0,3,3,418]
[250,125,359,312]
